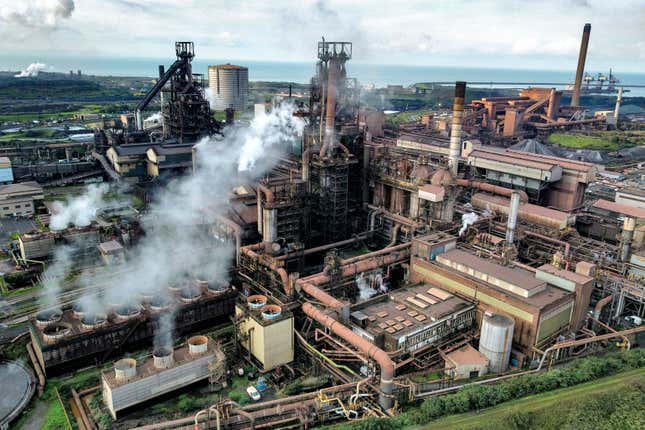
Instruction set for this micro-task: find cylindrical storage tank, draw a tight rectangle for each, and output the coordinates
[247,295,267,310]
[479,313,514,373]
[114,358,137,382]
[153,348,174,369]
[208,64,249,112]
[188,335,208,355]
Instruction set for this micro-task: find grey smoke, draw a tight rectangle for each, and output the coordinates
[0,0,75,28]
[14,62,47,77]
[68,103,304,350]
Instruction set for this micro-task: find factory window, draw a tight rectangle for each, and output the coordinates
[2,207,8,210]
[15,205,20,208]
[469,370,479,379]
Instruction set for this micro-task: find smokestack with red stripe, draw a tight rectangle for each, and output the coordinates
[449,81,466,177]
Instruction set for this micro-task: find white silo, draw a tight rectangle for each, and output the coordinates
[479,313,514,373]
[208,64,249,112]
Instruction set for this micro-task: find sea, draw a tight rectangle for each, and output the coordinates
[3,54,645,97]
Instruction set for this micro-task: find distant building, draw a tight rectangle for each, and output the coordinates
[0,181,43,217]
[208,64,249,112]
[0,157,13,184]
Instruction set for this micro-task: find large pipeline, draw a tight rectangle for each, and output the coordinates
[302,302,395,410]
[571,23,591,107]
[449,81,466,176]
[297,244,411,320]
[457,179,529,202]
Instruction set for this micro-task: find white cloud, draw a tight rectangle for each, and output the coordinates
[0,0,74,28]
[0,0,642,71]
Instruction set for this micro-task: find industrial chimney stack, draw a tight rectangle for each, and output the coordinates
[571,23,591,107]
[449,81,466,177]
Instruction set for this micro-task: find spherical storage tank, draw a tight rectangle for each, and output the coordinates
[208,64,249,112]
[478,313,514,373]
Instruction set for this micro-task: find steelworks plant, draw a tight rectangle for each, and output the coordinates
[20,24,645,430]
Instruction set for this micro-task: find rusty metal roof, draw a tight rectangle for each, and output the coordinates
[593,199,645,220]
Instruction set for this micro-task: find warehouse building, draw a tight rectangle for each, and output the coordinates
[410,249,581,364]
[349,283,476,354]
[0,181,43,218]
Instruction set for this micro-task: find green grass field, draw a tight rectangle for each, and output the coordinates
[420,367,645,429]
[547,130,645,150]
[547,133,619,150]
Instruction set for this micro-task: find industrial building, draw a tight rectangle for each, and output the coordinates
[0,181,42,217]
[95,42,221,183]
[29,281,235,374]
[208,63,249,112]
[102,336,224,419]
[20,28,645,429]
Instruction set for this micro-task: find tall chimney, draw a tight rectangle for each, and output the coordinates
[506,191,521,246]
[449,81,466,177]
[620,217,635,262]
[614,86,623,119]
[320,57,339,157]
[571,23,591,107]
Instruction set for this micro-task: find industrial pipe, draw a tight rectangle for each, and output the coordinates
[456,179,529,202]
[387,223,401,247]
[340,242,411,266]
[449,81,466,176]
[505,192,520,246]
[297,244,410,318]
[593,294,614,320]
[302,302,395,410]
[523,231,570,259]
[366,204,421,229]
[571,23,591,107]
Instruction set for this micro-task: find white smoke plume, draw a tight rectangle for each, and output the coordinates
[356,269,388,301]
[67,103,304,350]
[0,0,75,28]
[49,183,111,231]
[459,212,479,236]
[144,112,162,123]
[40,244,74,309]
[14,62,47,78]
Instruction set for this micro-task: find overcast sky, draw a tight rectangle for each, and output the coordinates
[0,0,643,71]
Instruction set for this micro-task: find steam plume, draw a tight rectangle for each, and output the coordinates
[40,244,74,309]
[64,103,304,350]
[14,62,46,78]
[356,269,388,301]
[49,183,113,231]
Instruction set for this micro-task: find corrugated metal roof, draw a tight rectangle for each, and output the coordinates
[593,199,645,220]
